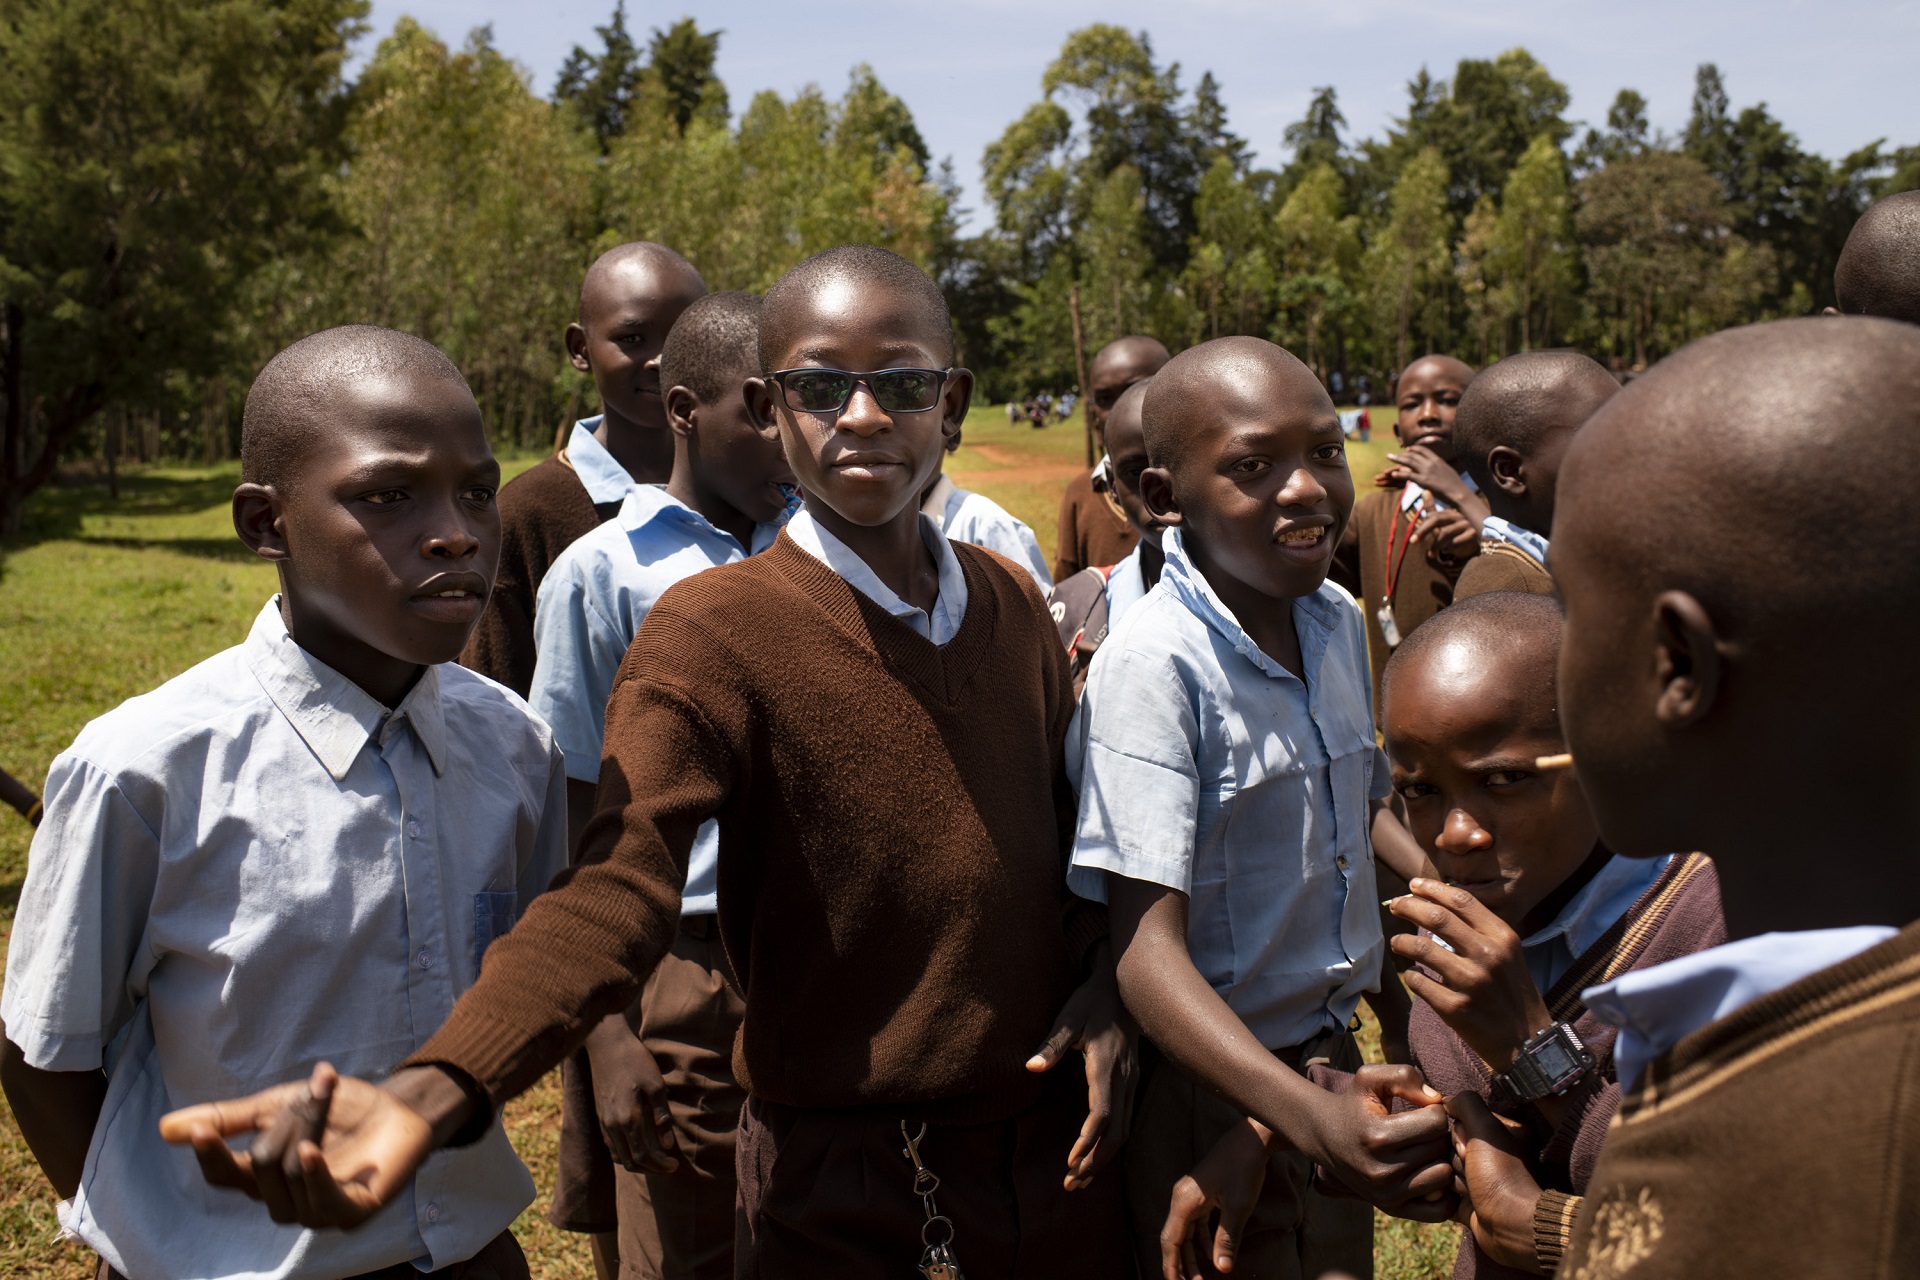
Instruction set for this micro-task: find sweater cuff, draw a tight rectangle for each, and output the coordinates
[1533,1189,1581,1275]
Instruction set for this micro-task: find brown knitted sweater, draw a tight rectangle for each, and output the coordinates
[1329,486,1476,719]
[1454,540,1553,600]
[411,533,1106,1124]
[1562,917,1920,1280]
[458,454,616,697]
[1407,854,1725,1279]
[1054,468,1140,583]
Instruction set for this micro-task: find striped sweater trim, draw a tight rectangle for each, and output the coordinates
[1533,1188,1582,1274]
[1617,924,1920,1124]
[1546,853,1712,1024]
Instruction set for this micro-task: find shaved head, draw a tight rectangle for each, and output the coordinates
[1400,354,1475,390]
[579,242,705,326]
[661,291,761,405]
[759,244,951,373]
[1454,351,1619,493]
[1553,317,1920,864]
[1142,336,1328,473]
[242,325,471,494]
[1091,335,1172,383]
[1834,191,1920,324]
[1559,317,1920,625]
[1382,590,1562,710]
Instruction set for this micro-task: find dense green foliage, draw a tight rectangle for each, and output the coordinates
[1,5,1913,526]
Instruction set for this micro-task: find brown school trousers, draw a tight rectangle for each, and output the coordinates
[549,916,746,1280]
[734,1068,1133,1279]
[97,1231,528,1280]
[1126,1031,1372,1280]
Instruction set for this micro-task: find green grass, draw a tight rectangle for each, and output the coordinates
[0,405,1451,1279]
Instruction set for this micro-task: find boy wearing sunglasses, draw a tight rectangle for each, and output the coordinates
[162,245,1135,1279]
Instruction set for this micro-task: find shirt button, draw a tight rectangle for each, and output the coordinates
[426,1203,440,1223]
[417,949,433,969]
[406,819,421,838]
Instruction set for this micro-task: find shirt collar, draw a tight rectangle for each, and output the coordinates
[1523,852,1671,964]
[786,507,969,643]
[1480,515,1551,568]
[616,482,793,556]
[1585,925,1900,1091]
[1159,528,1336,684]
[920,473,959,526]
[566,418,636,505]
[243,598,450,781]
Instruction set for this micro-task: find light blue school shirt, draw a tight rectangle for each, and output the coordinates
[1067,529,1391,1049]
[921,474,1053,593]
[567,416,637,504]
[1520,852,1672,995]
[1105,532,1160,627]
[785,506,969,645]
[1479,514,1551,569]
[1585,924,1897,1091]
[0,600,569,1280]
[530,485,788,916]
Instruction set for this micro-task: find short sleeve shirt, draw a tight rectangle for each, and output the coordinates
[529,484,788,915]
[1067,530,1390,1049]
[0,600,569,1280]
[922,475,1053,593]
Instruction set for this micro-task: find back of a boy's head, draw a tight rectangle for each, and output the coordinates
[242,325,469,494]
[1381,590,1561,711]
[1139,336,1322,472]
[1452,351,1617,489]
[1560,316,1920,649]
[661,292,761,405]
[1834,191,1920,324]
[759,244,951,373]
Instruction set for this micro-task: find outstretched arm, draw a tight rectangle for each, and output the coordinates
[1108,876,1456,1218]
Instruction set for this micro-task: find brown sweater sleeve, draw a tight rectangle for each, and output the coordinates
[406,605,733,1105]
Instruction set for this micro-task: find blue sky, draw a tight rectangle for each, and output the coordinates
[361,0,1919,230]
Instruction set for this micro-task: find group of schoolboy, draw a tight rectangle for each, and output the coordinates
[4,188,1920,1280]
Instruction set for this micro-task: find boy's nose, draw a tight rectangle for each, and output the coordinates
[425,524,482,559]
[1436,807,1492,853]
[837,384,890,437]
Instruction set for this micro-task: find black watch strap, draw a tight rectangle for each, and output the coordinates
[1493,1022,1596,1102]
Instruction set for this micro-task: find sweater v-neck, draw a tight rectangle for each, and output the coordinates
[764,532,1000,707]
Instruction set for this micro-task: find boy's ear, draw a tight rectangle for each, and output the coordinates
[664,385,699,440]
[941,368,975,446]
[743,377,780,433]
[565,323,591,374]
[1486,445,1528,498]
[1650,590,1723,729]
[232,483,290,562]
[1139,466,1182,527]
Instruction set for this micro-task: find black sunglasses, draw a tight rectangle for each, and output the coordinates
[770,367,952,415]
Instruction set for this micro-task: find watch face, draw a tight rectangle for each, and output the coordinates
[1534,1038,1578,1081]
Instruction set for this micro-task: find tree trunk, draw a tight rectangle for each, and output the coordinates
[1069,282,1092,466]
[2,303,23,534]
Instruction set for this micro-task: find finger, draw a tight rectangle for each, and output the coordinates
[1026,1018,1080,1072]
[635,1105,681,1175]
[1445,1090,1513,1152]
[600,1114,637,1173]
[1215,1193,1256,1274]
[160,1087,296,1144]
[295,1140,377,1229]
[1410,876,1506,936]
[1401,968,1468,1020]
[1354,1064,1445,1113]
[1394,1190,1461,1223]
[1159,1181,1204,1280]
[1389,929,1481,989]
[188,1124,260,1196]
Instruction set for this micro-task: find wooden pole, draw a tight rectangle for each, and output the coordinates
[1069,281,1093,467]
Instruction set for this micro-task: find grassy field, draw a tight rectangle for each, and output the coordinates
[0,405,1456,1278]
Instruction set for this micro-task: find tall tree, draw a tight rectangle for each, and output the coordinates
[0,0,365,534]
[641,17,727,136]
[1576,150,1730,366]
[553,0,641,150]
[1272,162,1360,375]
[1489,134,1577,349]
[1364,148,1455,369]
[1182,157,1272,340]
[1574,89,1652,173]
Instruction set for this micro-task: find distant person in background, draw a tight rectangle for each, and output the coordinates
[1354,372,1371,407]
[459,242,706,696]
[1055,335,1170,582]
[1830,189,1920,324]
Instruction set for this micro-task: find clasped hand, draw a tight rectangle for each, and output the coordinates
[1387,878,1552,1072]
[1027,949,1137,1191]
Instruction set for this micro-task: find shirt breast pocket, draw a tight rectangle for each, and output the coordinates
[473,890,519,974]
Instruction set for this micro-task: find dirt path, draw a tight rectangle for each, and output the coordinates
[953,442,1087,488]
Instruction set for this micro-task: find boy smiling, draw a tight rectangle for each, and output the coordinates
[161,248,1133,1278]
[1069,336,1453,1278]
[0,326,568,1280]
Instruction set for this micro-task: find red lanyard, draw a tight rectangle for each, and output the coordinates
[1383,494,1423,605]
